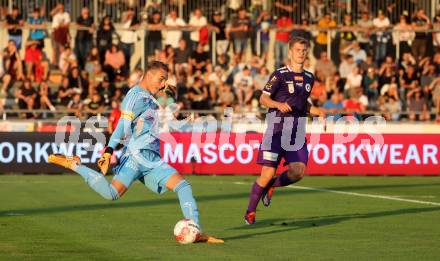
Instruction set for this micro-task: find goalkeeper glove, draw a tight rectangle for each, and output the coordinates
[97,147,113,175]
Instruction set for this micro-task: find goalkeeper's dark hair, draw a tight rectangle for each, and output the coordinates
[289,36,310,49]
[145,61,169,74]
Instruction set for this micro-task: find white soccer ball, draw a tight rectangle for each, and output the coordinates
[173,219,201,244]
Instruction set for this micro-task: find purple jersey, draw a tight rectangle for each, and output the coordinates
[257,66,314,167]
[262,66,314,118]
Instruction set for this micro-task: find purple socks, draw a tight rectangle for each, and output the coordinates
[272,171,294,187]
[246,182,265,213]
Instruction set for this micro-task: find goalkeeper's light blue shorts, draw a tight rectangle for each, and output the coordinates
[112,149,177,194]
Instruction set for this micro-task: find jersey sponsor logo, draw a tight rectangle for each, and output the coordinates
[305,83,311,92]
[294,76,304,81]
[296,82,303,87]
[263,151,278,161]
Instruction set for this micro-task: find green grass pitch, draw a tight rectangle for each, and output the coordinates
[1,175,439,260]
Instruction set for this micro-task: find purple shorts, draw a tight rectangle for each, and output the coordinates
[256,132,309,168]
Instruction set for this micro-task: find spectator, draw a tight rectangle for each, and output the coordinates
[57,77,76,106]
[314,13,336,59]
[308,0,324,23]
[28,7,46,48]
[104,44,125,82]
[68,67,88,98]
[24,41,49,82]
[6,6,24,49]
[233,66,253,105]
[188,77,209,110]
[50,3,71,66]
[420,58,436,87]
[429,76,440,121]
[363,67,380,108]
[164,10,186,48]
[3,40,24,84]
[75,7,95,70]
[274,13,293,68]
[59,46,77,75]
[433,14,440,53]
[338,13,357,53]
[393,13,414,57]
[86,93,104,116]
[208,65,225,90]
[272,1,296,20]
[255,10,271,61]
[343,41,367,64]
[253,66,270,93]
[411,8,431,60]
[315,51,336,80]
[210,11,228,56]
[174,39,191,70]
[356,12,373,52]
[372,10,391,64]
[381,96,402,121]
[323,92,344,120]
[67,93,83,118]
[400,65,420,94]
[345,66,363,92]
[310,74,327,106]
[407,88,430,121]
[343,88,366,120]
[89,63,106,86]
[146,11,163,58]
[85,47,100,76]
[217,83,235,109]
[159,45,175,65]
[339,54,356,80]
[190,43,209,73]
[120,8,140,74]
[229,8,251,56]
[0,50,12,95]
[16,79,37,118]
[38,81,56,112]
[96,16,116,64]
[97,76,115,107]
[189,8,208,49]
[108,100,121,134]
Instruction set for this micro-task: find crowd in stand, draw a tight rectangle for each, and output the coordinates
[1,1,440,123]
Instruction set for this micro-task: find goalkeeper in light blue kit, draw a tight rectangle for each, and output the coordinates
[49,61,223,243]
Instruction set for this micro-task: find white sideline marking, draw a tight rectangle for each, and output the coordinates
[233,182,440,207]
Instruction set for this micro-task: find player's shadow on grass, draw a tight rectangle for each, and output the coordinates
[1,181,439,217]
[224,206,440,241]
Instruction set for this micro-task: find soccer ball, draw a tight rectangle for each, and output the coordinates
[173,219,201,244]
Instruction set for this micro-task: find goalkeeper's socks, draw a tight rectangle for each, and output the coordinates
[73,165,120,200]
[246,182,264,212]
[174,180,200,226]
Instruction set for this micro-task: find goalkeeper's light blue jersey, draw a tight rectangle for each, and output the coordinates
[108,85,160,154]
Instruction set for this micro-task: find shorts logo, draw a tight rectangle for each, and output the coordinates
[263,151,278,161]
[305,83,311,92]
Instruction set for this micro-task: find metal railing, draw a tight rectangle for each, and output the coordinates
[1,0,438,24]
[0,108,438,122]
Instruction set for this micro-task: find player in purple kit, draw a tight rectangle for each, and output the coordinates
[244,37,324,224]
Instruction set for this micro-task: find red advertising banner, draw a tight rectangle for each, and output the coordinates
[161,133,440,175]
